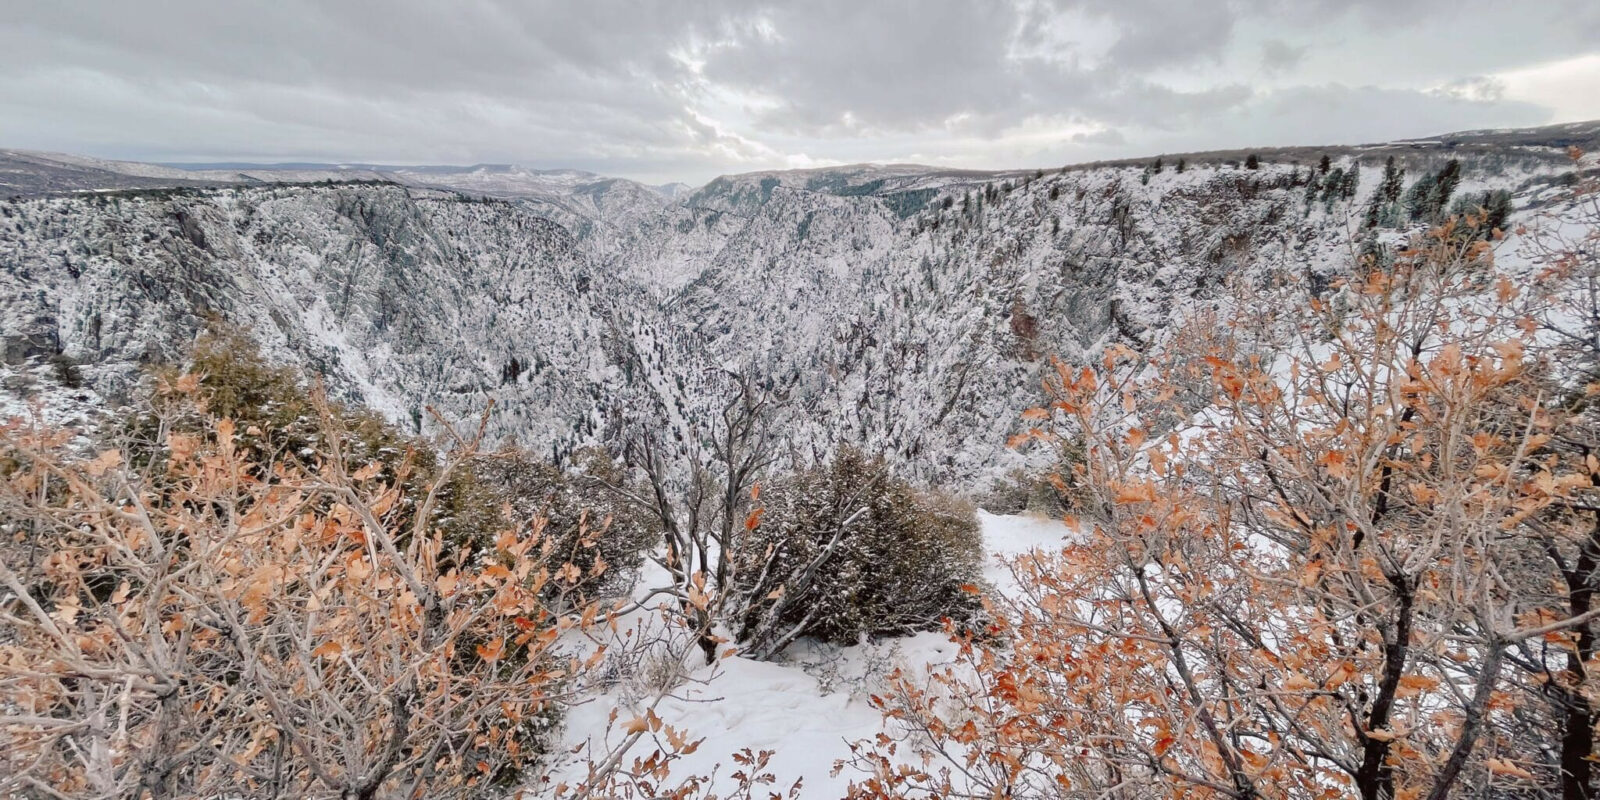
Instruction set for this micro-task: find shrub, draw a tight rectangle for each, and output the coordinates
[0,381,594,799]
[120,324,439,545]
[0,323,684,796]
[845,212,1600,800]
[438,446,657,602]
[126,323,660,600]
[730,448,984,658]
[980,435,1088,516]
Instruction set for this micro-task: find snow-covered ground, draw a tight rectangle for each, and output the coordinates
[556,510,1073,796]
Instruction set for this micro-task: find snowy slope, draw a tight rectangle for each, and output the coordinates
[0,184,632,455]
[555,511,1075,797]
[0,125,1591,488]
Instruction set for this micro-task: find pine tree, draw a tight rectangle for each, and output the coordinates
[1363,195,1383,229]
[1152,156,1164,174]
[1431,158,1462,216]
[1339,162,1359,200]
[1245,153,1261,170]
[1378,157,1404,203]
[1446,189,1513,239]
[1483,188,1512,232]
[1318,154,1331,174]
[1175,158,1187,173]
[1322,166,1345,212]
[1403,158,1464,223]
[1404,173,1439,221]
[1365,156,1406,228]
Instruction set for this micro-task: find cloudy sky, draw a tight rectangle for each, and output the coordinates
[3,1,1598,185]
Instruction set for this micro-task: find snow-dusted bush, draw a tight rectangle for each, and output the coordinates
[0,367,594,799]
[979,441,1088,517]
[127,323,429,481]
[437,446,658,602]
[730,448,984,657]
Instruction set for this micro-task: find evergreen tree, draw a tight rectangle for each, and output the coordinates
[1365,156,1406,228]
[1339,162,1359,200]
[1322,167,1345,212]
[1446,189,1513,239]
[1318,154,1331,174]
[1153,156,1164,174]
[1404,158,1464,223]
[1245,153,1261,170]
[1404,173,1439,222]
[1175,158,1187,173]
[1482,188,1513,233]
[1378,157,1404,203]
[1431,158,1462,216]
[1362,195,1383,229]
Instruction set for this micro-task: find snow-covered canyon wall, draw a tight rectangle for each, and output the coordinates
[0,136,1584,485]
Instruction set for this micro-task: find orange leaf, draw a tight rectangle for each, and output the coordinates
[85,449,122,477]
[476,637,506,662]
[1486,758,1534,780]
[1125,427,1146,449]
[1113,481,1157,505]
[1283,674,1317,692]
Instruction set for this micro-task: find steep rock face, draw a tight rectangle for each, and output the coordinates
[0,185,620,453]
[616,165,1343,481]
[569,150,1570,483]
[0,141,1581,486]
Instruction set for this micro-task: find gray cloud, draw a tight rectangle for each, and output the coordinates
[1433,76,1507,102]
[1071,128,1126,145]
[1093,0,1237,70]
[0,0,1591,183]
[1184,83,1548,150]
[1260,39,1307,75]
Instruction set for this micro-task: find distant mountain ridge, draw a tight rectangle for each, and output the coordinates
[8,118,1597,201]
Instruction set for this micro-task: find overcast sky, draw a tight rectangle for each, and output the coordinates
[3,1,1598,185]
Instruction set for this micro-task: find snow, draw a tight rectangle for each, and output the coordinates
[3,127,1593,798]
[2,137,1579,489]
[0,358,110,449]
[555,511,1075,796]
